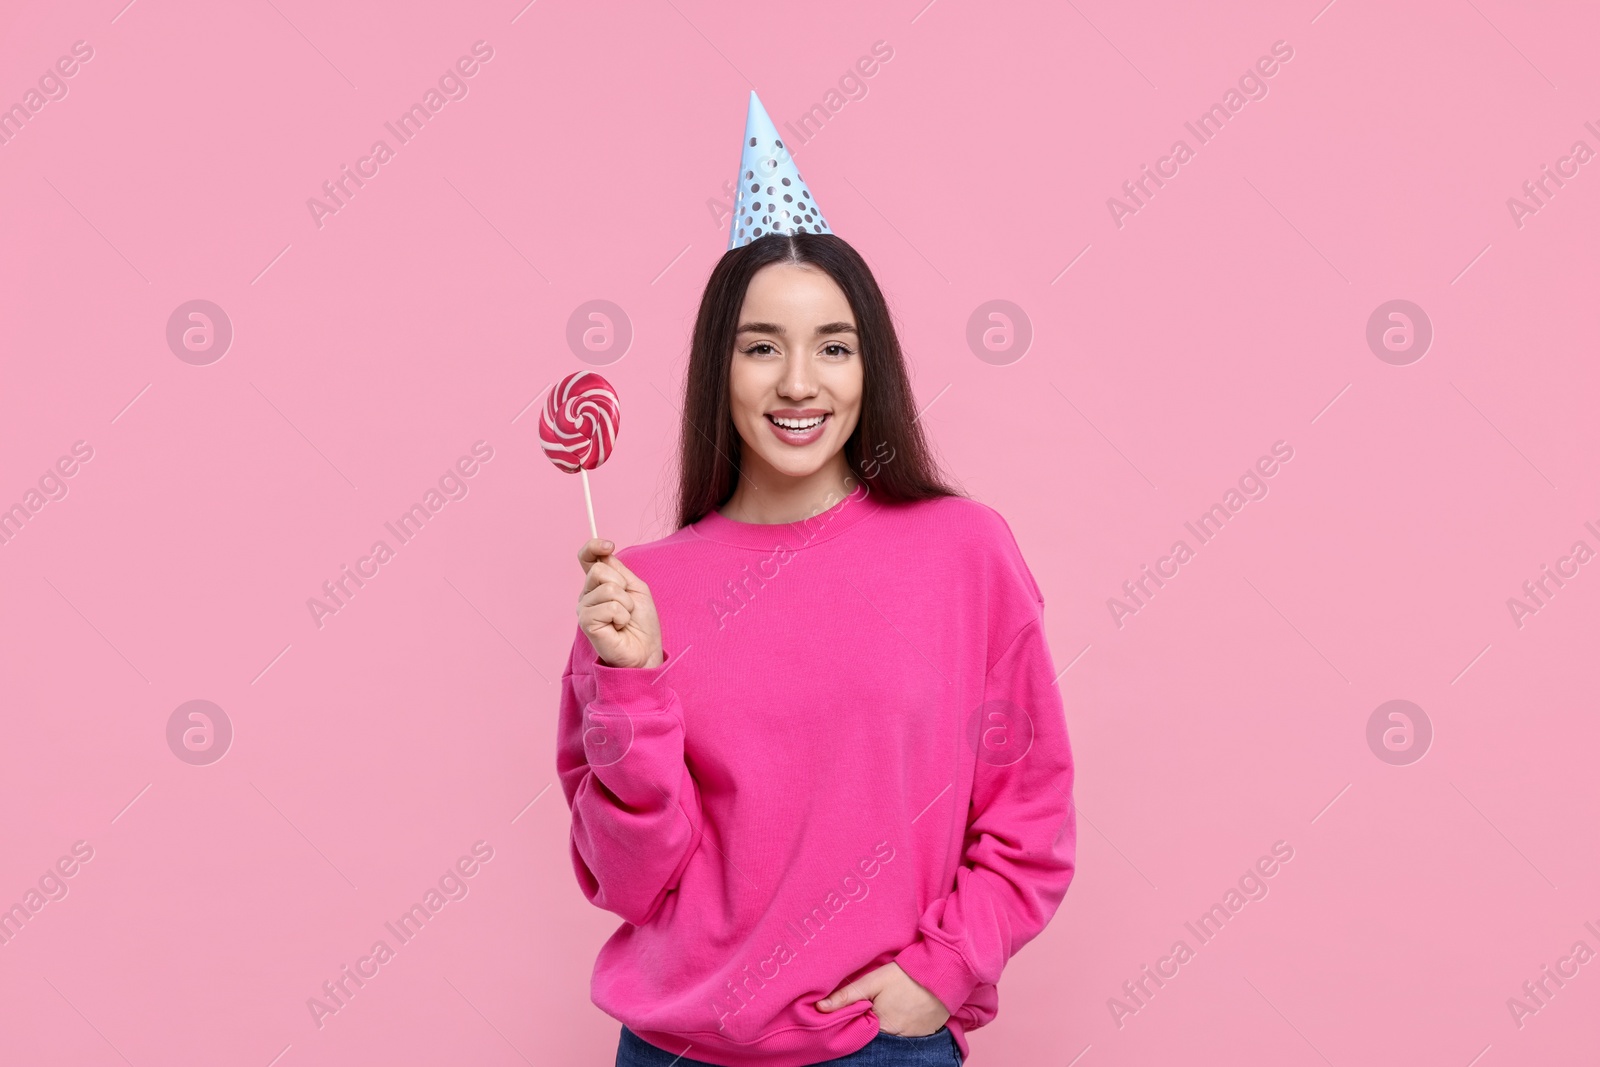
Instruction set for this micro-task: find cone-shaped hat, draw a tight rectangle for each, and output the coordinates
[728,91,833,249]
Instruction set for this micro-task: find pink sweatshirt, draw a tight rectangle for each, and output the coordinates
[556,484,1077,1066]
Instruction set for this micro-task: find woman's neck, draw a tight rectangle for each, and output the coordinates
[719,455,858,524]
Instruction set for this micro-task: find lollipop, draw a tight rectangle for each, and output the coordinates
[539,371,620,538]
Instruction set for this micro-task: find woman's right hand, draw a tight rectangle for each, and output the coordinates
[577,538,665,670]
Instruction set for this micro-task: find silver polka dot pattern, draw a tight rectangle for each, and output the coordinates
[728,93,832,249]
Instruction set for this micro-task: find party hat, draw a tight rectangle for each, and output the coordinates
[728,91,833,250]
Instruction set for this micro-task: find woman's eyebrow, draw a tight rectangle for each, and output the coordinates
[735,321,858,336]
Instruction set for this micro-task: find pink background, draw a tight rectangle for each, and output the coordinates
[2,0,1597,1063]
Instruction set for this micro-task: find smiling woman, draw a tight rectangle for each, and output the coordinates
[554,93,1077,1067]
[675,232,955,529]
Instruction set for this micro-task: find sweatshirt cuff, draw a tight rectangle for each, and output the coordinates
[591,649,678,711]
[894,935,980,1015]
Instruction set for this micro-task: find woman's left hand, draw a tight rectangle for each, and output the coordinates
[816,962,951,1036]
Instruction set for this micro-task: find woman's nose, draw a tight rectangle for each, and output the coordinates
[779,354,818,397]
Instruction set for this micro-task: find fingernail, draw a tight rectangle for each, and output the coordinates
[600,540,614,549]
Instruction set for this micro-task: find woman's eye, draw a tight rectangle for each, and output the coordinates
[823,343,853,358]
[743,342,777,356]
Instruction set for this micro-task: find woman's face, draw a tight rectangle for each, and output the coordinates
[727,262,863,483]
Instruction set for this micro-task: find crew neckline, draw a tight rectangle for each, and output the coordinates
[690,485,885,550]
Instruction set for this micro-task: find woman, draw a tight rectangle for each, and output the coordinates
[557,231,1076,1067]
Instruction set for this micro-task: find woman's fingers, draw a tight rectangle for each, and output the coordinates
[581,560,625,596]
[601,550,646,591]
[574,539,658,669]
[578,583,636,615]
[583,600,631,631]
[577,538,616,572]
[577,541,651,600]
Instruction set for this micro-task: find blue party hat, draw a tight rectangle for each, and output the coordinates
[728,91,833,249]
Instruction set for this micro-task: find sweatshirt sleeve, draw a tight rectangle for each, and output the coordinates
[892,598,1078,1013]
[556,628,705,926]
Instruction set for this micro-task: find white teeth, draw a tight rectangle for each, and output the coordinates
[771,415,825,430]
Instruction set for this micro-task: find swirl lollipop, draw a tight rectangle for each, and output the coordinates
[539,371,620,537]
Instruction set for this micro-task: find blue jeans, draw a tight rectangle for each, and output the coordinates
[616,1024,962,1066]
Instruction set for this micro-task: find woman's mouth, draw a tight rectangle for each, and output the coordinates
[764,412,829,446]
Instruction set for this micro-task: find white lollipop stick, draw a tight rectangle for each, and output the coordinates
[538,371,618,542]
[580,468,598,540]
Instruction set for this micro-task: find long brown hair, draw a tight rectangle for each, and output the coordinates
[674,232,963,529]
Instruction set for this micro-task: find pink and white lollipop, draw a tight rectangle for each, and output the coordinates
[539,371,621,537]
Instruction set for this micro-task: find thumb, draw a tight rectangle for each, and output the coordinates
[817,975,877,1011]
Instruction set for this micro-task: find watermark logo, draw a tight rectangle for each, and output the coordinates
[0,40,94,148]
[1507,922,1599,1029]
[306,41,495,230]
[1506,123,1599,230]
[1109,840,1295,1027]
[306,441,494,629]
[581,707,635,768]
[775,41,894,151]
[0,840,95,949]
[966,300,1032,366]
[307,840,495,1029]
[709,840,896,1036]
[704,41,895,230]
[1366,699,1431,766]
[166,300,233,365]
[0,440,94,549]
[1365,299,1431,366]
[964,698,1034,766]
[1108,441,1294,628]
[166,700,233,766]
[1506,521,1598,629]
[707,447,894,631]
[566,300,632,366]
[1107,40,1295,229]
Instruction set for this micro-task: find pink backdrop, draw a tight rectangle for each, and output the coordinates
[2,0,1597,1063]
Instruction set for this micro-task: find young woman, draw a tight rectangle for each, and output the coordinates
[557,231,1077,1067]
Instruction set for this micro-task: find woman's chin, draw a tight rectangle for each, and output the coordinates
[759,454,830,480]
[738,435,826,478]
